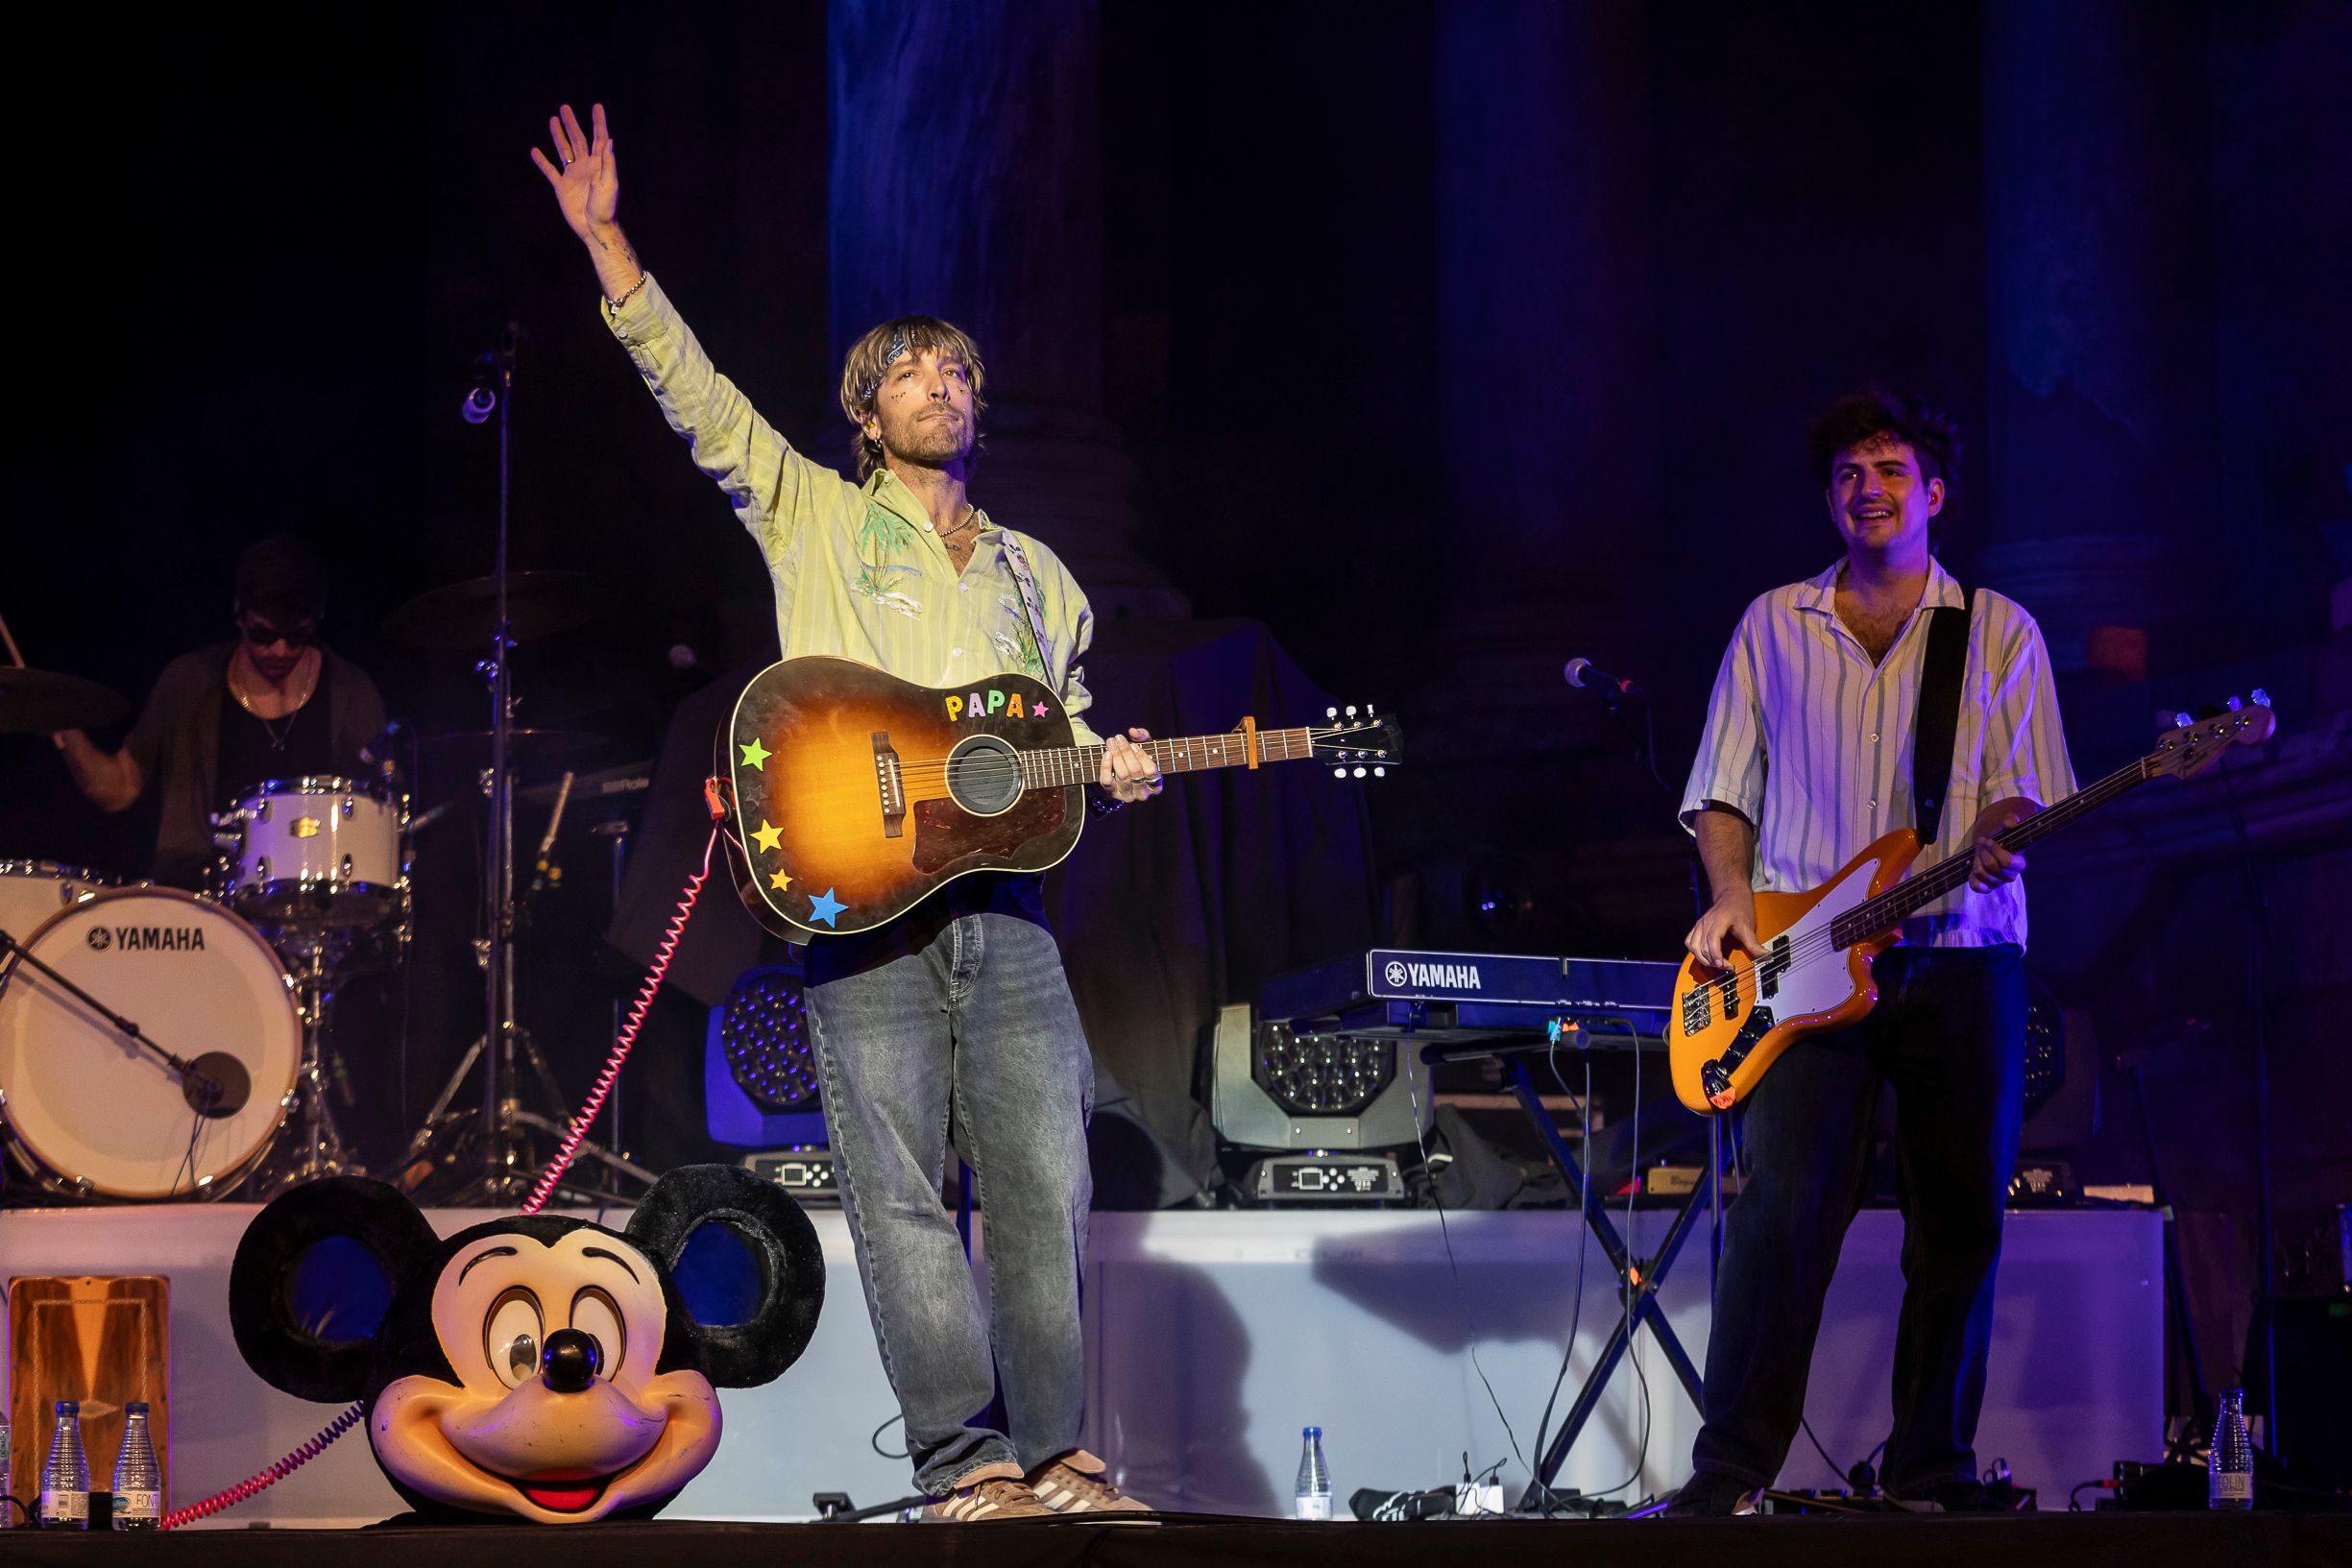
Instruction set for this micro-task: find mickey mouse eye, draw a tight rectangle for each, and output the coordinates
[570,1289,625,1380]
[484,1288,544,1389]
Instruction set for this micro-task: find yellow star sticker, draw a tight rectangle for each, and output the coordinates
[751,819,783,854]
[767,867,794,892]
[739,736,771,770]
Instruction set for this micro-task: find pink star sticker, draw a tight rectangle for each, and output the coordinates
[1032,700,1051,716]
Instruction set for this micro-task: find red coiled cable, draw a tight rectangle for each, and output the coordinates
[520,825,718,1216]
[159,821,723,1530]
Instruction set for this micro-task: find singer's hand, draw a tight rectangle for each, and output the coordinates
[530,103,619,242]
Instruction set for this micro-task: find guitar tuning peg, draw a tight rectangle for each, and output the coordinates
[1346,704,1359,718]
[2225,695,2243,712]
[2251,688,2271,708]
[1331,766,1346,780]
[2173,711,2194,729]
[1351,766,1367,778]
[1372,766,1386,778]
[1326,706,1339,719]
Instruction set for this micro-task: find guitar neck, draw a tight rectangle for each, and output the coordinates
[1017,728,1321,789]
[1830,753,2155,946]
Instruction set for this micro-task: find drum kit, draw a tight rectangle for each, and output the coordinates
[0,568,653,1206]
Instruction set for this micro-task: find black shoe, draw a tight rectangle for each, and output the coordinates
[1901,1479,2010,1513]
[1663,1471,1761,1517]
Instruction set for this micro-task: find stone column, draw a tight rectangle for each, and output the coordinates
[1430,0,1661,756]
[829,0,1185,617]
[1981,0,2211,675]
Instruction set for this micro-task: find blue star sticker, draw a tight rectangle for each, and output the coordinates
[807,887,846,929]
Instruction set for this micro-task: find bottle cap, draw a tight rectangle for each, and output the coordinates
[56,1399,80,1414]
[126,1401,150,1414]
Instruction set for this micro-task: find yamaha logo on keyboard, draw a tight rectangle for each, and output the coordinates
[1385,958,1481,990]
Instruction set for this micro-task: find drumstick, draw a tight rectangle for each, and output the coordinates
[0,608,25,668]
[537,771,575,859]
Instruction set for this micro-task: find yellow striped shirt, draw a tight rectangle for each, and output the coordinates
[601,276,1102,746]
[1680,557,2076,949]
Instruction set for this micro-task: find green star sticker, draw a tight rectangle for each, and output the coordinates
[739,736,772,770]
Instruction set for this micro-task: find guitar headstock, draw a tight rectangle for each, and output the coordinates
[2150,691,2276,782]
[1316,703,1403,779]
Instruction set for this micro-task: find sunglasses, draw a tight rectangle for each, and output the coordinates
[239,615,320,650]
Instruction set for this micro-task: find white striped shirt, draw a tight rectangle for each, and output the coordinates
[1679,557,2076,950]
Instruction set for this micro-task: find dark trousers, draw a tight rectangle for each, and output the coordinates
[1690,944,2026,1495]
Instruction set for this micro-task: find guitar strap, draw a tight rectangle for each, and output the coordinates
[996,530,1056,678]
[1911,578,1973,845]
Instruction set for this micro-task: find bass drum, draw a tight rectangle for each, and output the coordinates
[0,887,301,1200]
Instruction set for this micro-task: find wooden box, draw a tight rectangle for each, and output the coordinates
[6,1274,170,1509]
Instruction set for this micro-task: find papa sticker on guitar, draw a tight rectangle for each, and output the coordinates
[715,655,1400,938]
[1667,695,2277,1116]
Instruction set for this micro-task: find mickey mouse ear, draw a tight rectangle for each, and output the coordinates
[626,1165,824,1388]
[230,1177,440,1403]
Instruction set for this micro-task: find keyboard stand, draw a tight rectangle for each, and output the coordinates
[1418,1031,1713,1490]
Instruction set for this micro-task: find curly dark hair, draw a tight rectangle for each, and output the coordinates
[1805,385,1962,490]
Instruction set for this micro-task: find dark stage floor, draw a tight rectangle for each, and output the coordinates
[5,1513,2347,1568]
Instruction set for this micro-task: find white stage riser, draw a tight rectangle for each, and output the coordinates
[0,1204,2161,1523]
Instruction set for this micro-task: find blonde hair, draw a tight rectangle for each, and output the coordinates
[837,315,989,480]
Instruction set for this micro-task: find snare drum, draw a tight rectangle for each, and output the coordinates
[217,775,407,927]
[0,886,301,1199]
[0,861,113,952]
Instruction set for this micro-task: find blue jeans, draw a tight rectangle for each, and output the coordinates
[1690,944,2026,1495]
[802,881,1095,1495]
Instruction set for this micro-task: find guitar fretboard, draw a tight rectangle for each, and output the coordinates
[1827,754,2153,949]
[1019,727,1323,789]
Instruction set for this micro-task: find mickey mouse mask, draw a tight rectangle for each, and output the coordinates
[230,1167,823,1524]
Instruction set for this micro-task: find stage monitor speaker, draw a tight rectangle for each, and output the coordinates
[1207,1003,1430,1152]
[7,1275,171,1512]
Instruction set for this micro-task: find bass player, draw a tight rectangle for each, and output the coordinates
[1666,386,2076,1515]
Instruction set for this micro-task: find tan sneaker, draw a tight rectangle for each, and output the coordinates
[926,1472,1057,1522]
[1029,1449,1155,1516]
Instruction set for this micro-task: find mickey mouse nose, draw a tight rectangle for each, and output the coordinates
[541,1328,603,1393]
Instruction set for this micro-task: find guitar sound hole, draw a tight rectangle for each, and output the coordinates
[945,735,1025,816]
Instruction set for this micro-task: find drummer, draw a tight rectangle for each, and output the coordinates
[54,537,388,889]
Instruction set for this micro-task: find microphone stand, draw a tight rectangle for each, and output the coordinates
[480,320,521,1200]
[0,928,226,1110]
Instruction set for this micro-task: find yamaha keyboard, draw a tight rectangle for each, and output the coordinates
[1258,949,1678,1052]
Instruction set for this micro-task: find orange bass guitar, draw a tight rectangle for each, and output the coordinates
[716,655,1399,939]
[1667,695,2277,1115]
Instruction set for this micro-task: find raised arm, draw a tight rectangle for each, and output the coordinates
[531,103,846,555]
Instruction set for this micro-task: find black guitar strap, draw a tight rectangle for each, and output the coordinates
[1912,580,1973,845]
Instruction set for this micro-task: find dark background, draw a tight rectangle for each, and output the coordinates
[3,1,2348,1410]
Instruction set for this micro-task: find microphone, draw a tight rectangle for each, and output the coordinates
[407,800,454,834]
[460,354,499,425]
[358,718,406,778]
[1564,657,1644,697]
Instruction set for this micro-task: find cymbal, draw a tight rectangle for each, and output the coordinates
[418,727,616,775]
[382,571,613,652]
[0,666,131,735]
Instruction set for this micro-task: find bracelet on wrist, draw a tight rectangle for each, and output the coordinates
[607,271,650,310]
[1089,792,1126,817]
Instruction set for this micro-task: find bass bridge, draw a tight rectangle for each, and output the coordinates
[1700,1006,1775,1110]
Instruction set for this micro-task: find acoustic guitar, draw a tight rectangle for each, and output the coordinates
[1667,695,2276,1115]
[716,655,1399,938]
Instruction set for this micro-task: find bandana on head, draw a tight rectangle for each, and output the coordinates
[858,330,911,406]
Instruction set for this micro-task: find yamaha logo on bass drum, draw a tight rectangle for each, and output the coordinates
[87,925,208,953]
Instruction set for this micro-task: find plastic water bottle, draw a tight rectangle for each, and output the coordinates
[111,1402,161,1531]
[2209,1387,2253,1510]
[39,1400,90,1530]
[1,1408,12,1529]
[1294,1425,1332,1520]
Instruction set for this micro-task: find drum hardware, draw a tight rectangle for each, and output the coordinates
[0,887,302,1201]
[241,944,364,1198]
